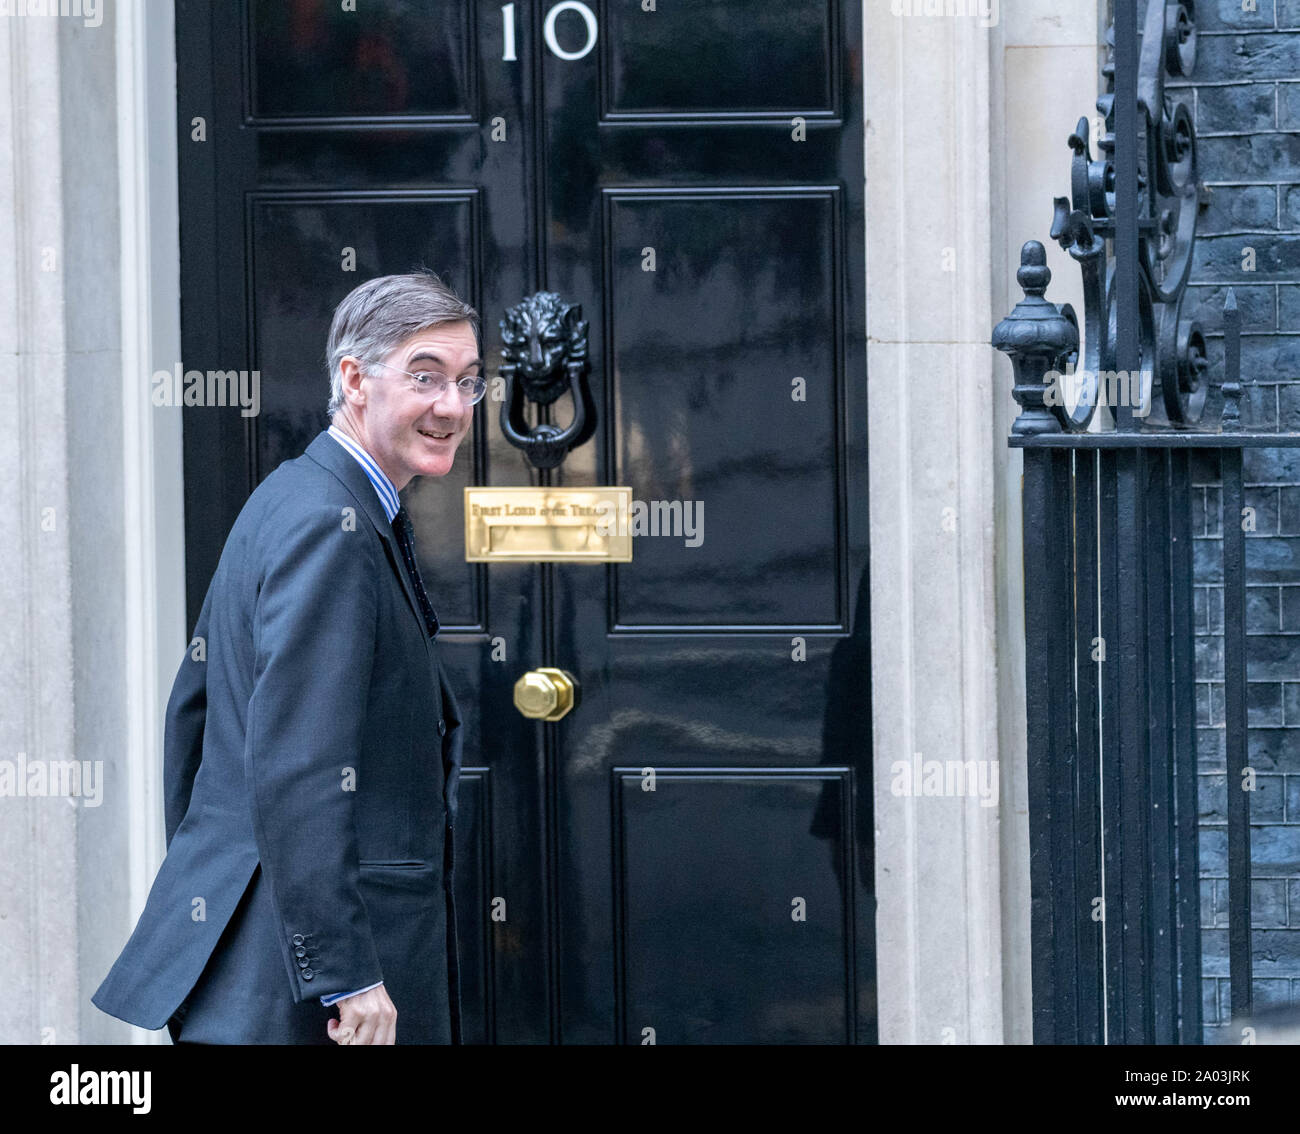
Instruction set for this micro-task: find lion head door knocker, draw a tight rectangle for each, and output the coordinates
[498,291,597,470]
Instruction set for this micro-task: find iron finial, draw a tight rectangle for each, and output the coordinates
[994,242,1079,436]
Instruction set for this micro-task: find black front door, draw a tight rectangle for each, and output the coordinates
[176,0,873,1044]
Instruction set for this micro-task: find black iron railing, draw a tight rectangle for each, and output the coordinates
[994,0,1289,1044]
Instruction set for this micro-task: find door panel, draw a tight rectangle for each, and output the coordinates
[615,771,852,1044]
[250,1,477,120]
[603,190,844,627]
[176,0,872,1044]
[249,192,480,484]
[602,0,835,116]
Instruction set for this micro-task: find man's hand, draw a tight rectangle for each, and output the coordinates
[327,985,397,1045]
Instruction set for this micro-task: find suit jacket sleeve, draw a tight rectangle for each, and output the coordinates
[163,587,213,849]
[245,503,385,1002]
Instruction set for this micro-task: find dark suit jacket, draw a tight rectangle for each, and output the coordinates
[92,430,463,1044]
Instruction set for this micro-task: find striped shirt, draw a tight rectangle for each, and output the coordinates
[327,424,399,522]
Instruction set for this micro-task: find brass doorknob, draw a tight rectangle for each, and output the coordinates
[513,667,579,721]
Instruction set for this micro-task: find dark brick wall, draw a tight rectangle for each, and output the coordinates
[1166,0,1300,1041]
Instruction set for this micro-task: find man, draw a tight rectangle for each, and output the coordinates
[92,271,481,1044]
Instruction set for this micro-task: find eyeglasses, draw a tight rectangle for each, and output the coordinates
[366,359,487,405]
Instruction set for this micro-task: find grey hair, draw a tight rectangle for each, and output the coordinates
[325,270,480,417]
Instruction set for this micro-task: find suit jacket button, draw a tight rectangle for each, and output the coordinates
[297,957,310,968]
[301,969,314,980]
[438,718,446,736]
[292,934,305,945]
[294,946,307,958]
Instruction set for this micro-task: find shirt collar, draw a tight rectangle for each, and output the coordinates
[326,425,400,523]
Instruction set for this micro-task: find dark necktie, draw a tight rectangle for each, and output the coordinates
[392,505,440,639]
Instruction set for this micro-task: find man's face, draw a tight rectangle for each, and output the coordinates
[352,321,479,488]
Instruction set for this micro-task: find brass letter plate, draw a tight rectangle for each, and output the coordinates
[464,487,634,563]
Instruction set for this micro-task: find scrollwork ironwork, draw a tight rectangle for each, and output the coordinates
[997,0,1212,432]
